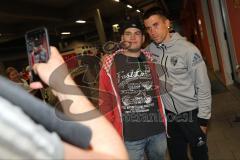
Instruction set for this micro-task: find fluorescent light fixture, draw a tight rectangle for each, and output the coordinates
[127,4,132,8]
[61,32,71,35]
[112,24,119,27]
[112,24,120,32]
[136,9,141,13]
[114,0,120,2]
[76,20,86,23]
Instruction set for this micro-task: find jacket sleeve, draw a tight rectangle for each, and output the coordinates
[98,68,115,124]
[187,47,212,126]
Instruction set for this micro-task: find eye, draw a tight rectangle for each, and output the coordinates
[153,22,160,28]
[124,32,131,36]
[135,32,142,36]
[145,27,150,31]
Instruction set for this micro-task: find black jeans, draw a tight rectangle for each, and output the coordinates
[166,109,208,160]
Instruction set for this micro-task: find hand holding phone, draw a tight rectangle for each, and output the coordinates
[25,27,50,82]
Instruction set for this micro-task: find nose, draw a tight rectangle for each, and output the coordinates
[129,34,136,40]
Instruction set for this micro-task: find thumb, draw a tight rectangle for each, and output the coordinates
[30,82,43,89]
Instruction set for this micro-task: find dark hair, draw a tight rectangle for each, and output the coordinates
[143,7,169,20]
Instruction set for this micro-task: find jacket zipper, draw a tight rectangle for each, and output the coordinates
[159,44,179,114]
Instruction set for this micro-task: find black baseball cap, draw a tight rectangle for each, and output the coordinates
[120,18,143,34]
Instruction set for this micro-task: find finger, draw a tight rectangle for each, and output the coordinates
[32,63,41,74]
[30,82,43,89]
[50,46,61,59]
[49,46,65,63]
[49,46,58,58]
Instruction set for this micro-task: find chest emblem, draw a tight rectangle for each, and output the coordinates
[192,53,202,66]
[170,56,178,66]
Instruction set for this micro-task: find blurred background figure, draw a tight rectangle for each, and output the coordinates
[6,67,30,91]
[20,66,30,83]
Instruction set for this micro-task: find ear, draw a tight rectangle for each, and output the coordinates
[142,34,145,43]
[165,19,171,28]
[121,35,124,42]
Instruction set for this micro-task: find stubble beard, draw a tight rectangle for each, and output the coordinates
[127,47,141,53]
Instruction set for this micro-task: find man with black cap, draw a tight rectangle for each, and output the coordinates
[99,18,167,160]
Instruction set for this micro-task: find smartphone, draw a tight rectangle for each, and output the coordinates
[25,27,50,82]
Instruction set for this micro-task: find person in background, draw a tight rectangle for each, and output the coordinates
[99,18,167,160]
[6,67,30,91]
[143,7,212,160]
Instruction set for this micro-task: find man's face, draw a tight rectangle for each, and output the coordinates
[144,15,170,44]
[121,27,145,52]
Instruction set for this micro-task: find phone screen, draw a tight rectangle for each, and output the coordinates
[25,27,50,82]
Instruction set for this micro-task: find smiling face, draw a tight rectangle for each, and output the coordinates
[144,14,171,44]
[121,27,145,54]
[8,69,20,82]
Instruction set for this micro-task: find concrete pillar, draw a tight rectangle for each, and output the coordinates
[94,9,106,45]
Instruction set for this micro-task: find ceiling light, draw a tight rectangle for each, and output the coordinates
[198,19,201,25]
[112,24,119,32]
[114,0,120,2]
[112,24,119,27]
[136,9,141,13]
[61,32,71,35]
[127,5,132,9]
[76,20,86,23]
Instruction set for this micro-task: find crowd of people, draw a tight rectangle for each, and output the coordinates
[0,7,212,160]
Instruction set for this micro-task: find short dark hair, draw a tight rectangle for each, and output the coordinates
[143,7,169,20]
